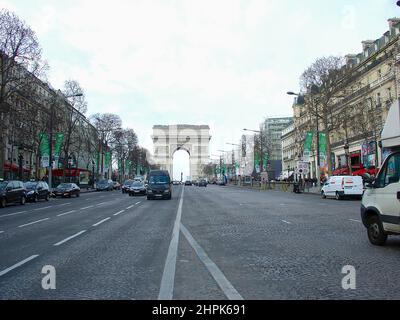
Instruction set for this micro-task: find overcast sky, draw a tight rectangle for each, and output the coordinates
[1,0,398,177]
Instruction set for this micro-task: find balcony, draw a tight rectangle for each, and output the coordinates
[370,71,395,89]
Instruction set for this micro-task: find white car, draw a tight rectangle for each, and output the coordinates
[361,151,400,246]
[321,175,363,200]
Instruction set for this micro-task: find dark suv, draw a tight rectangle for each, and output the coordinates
[147,170,172,200]
[24,181,50,202]
[0,180,27,208]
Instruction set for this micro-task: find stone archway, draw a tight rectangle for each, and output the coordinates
[152,125,211,180]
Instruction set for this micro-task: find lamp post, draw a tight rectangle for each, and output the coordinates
[344,141,350,175]
[48,92,83,192]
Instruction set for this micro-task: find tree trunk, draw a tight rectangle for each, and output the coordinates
[326,130,332,176]
[0,124,5,179]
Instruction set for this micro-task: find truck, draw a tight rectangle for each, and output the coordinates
[361,99,400,245]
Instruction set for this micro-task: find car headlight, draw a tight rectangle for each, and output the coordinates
[147,189,153,194]
[164,189,170,194]
[27,191,34,195]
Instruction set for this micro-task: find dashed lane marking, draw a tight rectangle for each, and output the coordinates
[113,210,125,216]
[54,230,86,246]
[92,217,111,227]
[0,255,40,277]
[57,210,76,217]
[282,220,292,225]
[81,205,94,210]
[0,211,27,218]
[33,206,52,211]
[18,218,50,228]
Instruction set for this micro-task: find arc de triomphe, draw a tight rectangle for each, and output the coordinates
[152,125,211,180]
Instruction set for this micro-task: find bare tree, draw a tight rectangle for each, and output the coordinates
[300,56,346,175]
[60,80,86,181]
[0,9,48,178]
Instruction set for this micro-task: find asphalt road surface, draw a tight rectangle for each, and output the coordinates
[0,185,399,300]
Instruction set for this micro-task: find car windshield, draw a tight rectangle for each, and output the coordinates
[132,182,144,187]
[57,183,72,189]
[24,182,38,190]
[124,180,133,186]
[98,180,108,184]
[149,175,170,185]
[0,182,8,190]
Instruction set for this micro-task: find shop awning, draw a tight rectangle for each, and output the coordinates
[381,99,400,148]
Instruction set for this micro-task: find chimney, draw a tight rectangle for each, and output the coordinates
[345,54,357,67]
[388,18,400,28]
[362,40,374,51]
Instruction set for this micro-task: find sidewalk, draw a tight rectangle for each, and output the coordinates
[226,182,321,195]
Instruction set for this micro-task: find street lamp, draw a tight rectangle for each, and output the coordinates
[344,141,350,174]
[48,93,83,192]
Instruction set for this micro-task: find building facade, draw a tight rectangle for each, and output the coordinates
[281,123,296,179]
[290,18,399,179]
[262,117,293,179]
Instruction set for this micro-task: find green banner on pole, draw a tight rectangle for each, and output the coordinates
[54,133,64,157]
[105,152,111,169]
[319,132,327,166]
[303,131,314,162]
[39,133,50,168]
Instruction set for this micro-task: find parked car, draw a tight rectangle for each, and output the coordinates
[96,179,114,191]
[0,180,26,208]
[122,180,134,194]
[172,180,181,185]
[217,178,226,186]
[113,181,121,190]
[321,176,363,200]
[185,180,192,186]
[147,170,172,200]
[53,183,80,198]
[24,181,50,202]
[129,181,147,196]
[198,179,207,187]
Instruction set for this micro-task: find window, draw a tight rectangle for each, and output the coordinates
[376,153,400,188]
[376,92,381,106]
[387,87,392,101]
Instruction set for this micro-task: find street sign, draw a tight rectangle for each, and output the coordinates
[261,172,269,183]
[296,161,309,175]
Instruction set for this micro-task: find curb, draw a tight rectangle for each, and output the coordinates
[225,184,321,196]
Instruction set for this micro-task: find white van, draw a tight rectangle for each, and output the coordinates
[362,152,400,245]
[361,99,400,246]
[321,176,363,200]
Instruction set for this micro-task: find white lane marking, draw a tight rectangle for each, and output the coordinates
[135,201,141,205]
[33,206,52,211]
[57,210,76,217]
[0,211,27,218]
[158,187,185,300]
[18,218,50,228]
[54,230,86,246]
[113,210,125,216]
[57,203,72,207]
[0,231,4,234]
[93,217,111,227]
[126,205,134,209]
[96,202,108,206]
[282,220,292,225]
[81,205,94,210]
[0,255,39,277]
[180,223,243,300]
[349,219,362,223]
